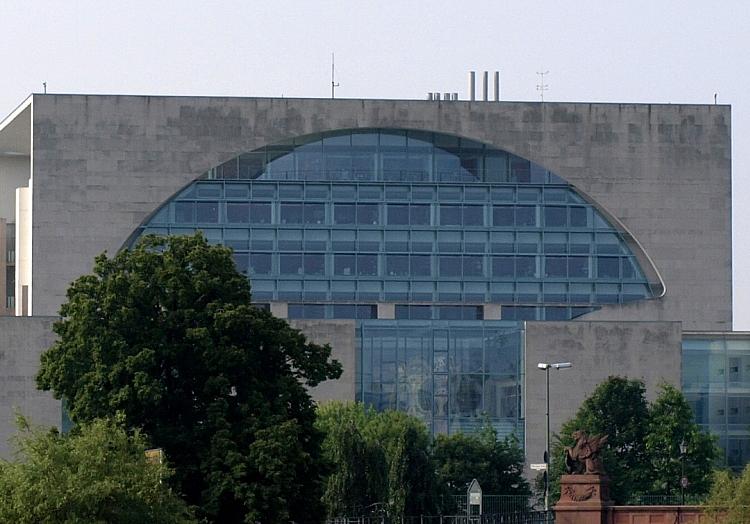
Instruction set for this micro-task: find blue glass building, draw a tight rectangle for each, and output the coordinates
[129,129,659,441]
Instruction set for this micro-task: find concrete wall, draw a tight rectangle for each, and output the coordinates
[0,155,29,221]
[524,320,682,472]
[290,319,357,404]
[0,316,59,457]
[22,95,731,330]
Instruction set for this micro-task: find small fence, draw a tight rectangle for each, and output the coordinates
[441,495,533,515]
[627,494,708,506]
[326,512,554,524]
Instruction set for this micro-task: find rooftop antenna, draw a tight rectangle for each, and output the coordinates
[42,82,47,94]
[536,70,549,102]
[331,52,340,99]
[714,93,717,104]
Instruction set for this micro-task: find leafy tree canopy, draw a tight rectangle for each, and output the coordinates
[317,402,530,518]
[0,416,195,524]
[37,234,342,523]
[433,424,530,499]
[705,466,750,524]
[544,377,717,505]
[316,402,437,518]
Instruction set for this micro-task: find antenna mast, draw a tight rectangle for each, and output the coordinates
[331,53,340,99]
[536,70,549,102]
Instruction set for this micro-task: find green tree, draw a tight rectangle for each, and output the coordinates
[705,467,750,523]
[36,234,342,523]
[0,416,195,524]
[543,377,716,505]
[317,402,437,518]
[316,402,387,517]
[365,410,438,516]
[433,425,530,498]
[548,377,650,504]
[645,383,717,496]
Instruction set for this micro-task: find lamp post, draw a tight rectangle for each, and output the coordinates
[537,362,573,516]
[679,439,687,505]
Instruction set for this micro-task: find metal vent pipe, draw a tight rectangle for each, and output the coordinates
[469,71,476,101]
[482,71,489,101]
[494,71,500,101]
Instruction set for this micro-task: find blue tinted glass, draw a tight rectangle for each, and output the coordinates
[334,204,355,224]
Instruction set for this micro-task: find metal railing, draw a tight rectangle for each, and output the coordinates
[326,512,554,524]
[440,495,533,515]
[626,494,708,506]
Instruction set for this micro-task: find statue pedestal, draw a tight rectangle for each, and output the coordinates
[554,474,612,524]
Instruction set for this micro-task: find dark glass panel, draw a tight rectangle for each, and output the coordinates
[233,253,248,274]
[387,204,409,225]
[463,256,484,277]
[226,203,249,223]
[516,256,536,277]
[545,256,568,278]
[410,205,431,225]
[386,255,409,276]
[334,254,356,276]
[597,257,620,278]
[492,256,514,277]
[280,203,303,224]
[439,256,462,277]
[304,254,325,275]
[249,254,272,275]
[357,254,378,276]
[410,255,431,276]
[440,205,462,226]
[568,257,589,278]
[463,205,484,226]
[357,204,379,225]
[544,206,567,228]
[196,202,219,223]
[280,254,303,275]
[174,202,194,223]
[493,206,514,227]
[249,203,271,224]
[515,206,536,226]
[304,203,326,224]
[570,206,588,227]
[334,204,356,224]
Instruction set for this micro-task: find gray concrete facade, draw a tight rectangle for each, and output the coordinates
[523,320,683,475]
[0,94,730,330]
[0,316,60,457]
[290,319,357,404]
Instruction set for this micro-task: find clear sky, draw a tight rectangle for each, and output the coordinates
[1,0,748,327]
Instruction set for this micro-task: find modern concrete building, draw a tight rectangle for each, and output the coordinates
[0,93,746,470]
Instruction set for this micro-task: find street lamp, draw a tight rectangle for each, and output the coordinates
[537,362,573,515]
[679,439,688,505]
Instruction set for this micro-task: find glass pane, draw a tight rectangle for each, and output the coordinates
[249,253,272,275]
[249,203,271,223]
[334,254,355,276]
[334,204,356,224]
[226,203,249,223]
[440,205,461,226]
[357,254,378,276]
[463,205,484,226]
[410,205,431,225]
[357,204,380,225]
[387,204,409,225]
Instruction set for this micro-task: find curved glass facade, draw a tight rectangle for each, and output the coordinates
[129,128,657,438]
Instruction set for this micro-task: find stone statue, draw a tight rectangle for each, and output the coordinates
[564,430,608,475]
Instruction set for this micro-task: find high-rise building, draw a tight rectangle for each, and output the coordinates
[0,94,745,469]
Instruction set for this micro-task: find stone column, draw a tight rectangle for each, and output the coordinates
[554,474,613,524]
